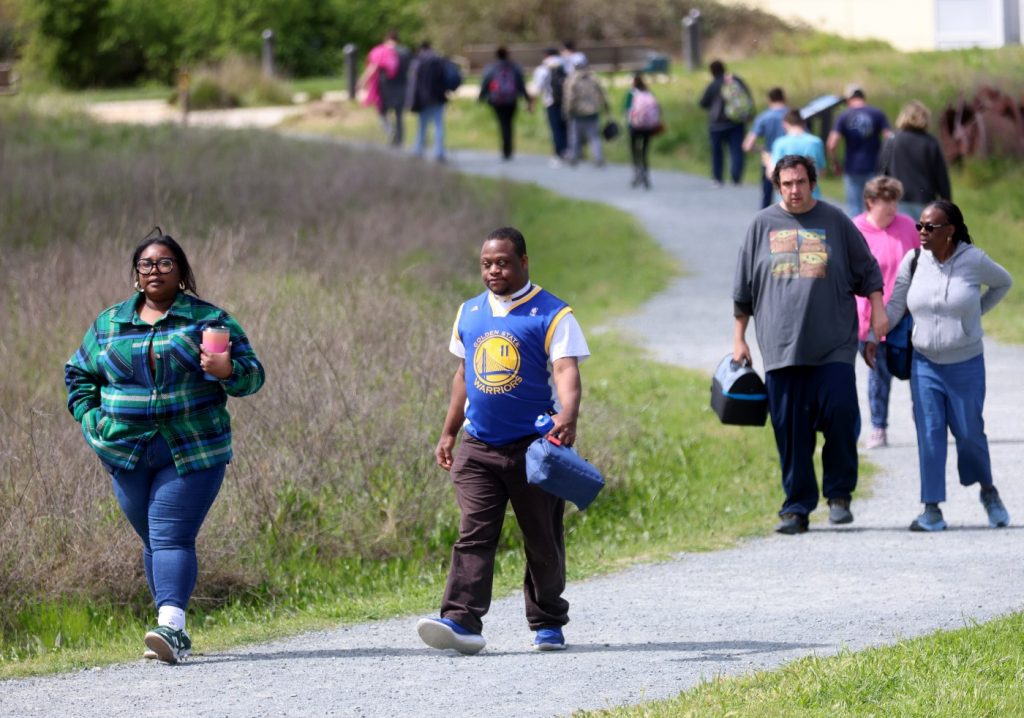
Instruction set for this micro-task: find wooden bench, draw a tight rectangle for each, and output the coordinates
[461,41,664,75]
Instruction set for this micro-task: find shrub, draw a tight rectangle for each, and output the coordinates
[176,56,292,109]
[19,0,423,88]
[186,76,238,109]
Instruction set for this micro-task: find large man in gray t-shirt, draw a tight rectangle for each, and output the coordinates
[733,154,887,534]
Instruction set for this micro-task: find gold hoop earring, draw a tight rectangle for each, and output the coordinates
[134,279,143,292]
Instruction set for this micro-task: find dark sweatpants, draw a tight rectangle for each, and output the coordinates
[765,363,860,517]
[492,103,517,159]
[441,434,568,634]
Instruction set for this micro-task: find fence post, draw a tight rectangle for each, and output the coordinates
[261,29,275,78]
[682,9,702,72]
[343,43,358,101]
[177,67,190,126]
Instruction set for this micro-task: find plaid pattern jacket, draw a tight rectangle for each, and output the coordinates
[65,292,265,475]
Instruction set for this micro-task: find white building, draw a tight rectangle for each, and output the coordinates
[720,0,1022,51]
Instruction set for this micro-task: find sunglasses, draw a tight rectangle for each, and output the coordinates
[915,222,949,233]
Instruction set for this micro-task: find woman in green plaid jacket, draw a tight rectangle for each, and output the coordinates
[65,229,265,664]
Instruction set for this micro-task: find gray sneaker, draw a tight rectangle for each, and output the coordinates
[828,498,854,525]
[910,504,947,532]
[980,486,1010,527]
[144,626,192,664]
[774,512,809,534]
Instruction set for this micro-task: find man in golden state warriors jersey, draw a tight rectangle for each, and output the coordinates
[416,226,590,655]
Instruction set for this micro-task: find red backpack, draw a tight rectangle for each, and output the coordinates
[488,65,518,105]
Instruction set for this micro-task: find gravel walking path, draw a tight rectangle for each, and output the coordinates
[4,132,1023,718]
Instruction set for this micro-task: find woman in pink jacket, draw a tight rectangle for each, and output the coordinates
[854,176,920,448]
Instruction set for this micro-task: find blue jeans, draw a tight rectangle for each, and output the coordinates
[910,353,992,504]
[709,124,745,184]
[843,172,871,216]
[105,434,226,610]
[859,341,894,428]
[568,115,603,164]
[765,363,861,516]
[414,103,446,160]
[760,175,774,209]
[546,104,568,158]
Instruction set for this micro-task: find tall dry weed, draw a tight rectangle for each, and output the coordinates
[0,110,504,623]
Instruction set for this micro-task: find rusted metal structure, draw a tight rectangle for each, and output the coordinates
[940,86,1024,162]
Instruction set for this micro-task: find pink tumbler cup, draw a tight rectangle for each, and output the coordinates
[201,325,230,380]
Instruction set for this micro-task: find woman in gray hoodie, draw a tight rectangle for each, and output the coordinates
[866,200,1012,531]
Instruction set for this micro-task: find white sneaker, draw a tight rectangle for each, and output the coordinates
[865,428,887,449]
[549,157,563,168]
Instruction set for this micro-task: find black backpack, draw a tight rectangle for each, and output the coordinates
[549,65,567,108]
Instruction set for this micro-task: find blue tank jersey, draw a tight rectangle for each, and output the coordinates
[455,286,574,446]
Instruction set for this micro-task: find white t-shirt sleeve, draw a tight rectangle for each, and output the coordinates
[548,312,589,362]
[449,306,466,359]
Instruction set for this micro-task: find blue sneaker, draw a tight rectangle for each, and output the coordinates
[981,486,1010,528]
[416,617,486,655]
[533,627,566,651]
[909,504,947,532]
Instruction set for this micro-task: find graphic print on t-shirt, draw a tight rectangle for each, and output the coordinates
[846,110,877,138]
[769,229,829,280]
[473,330,524,393]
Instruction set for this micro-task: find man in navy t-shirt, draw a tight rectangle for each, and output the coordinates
[827,86,892,216]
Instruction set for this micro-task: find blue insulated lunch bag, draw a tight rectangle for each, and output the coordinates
[526,435,604,510]
[710,354,769,426]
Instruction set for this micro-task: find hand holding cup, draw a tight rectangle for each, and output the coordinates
[201,326,232,380]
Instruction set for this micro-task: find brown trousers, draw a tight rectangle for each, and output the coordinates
[441,434,569,634]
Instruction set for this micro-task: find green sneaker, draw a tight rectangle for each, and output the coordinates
[144,625,192,664]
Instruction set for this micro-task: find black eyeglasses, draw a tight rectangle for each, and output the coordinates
[136,258,176,274]
[915,222,949,233]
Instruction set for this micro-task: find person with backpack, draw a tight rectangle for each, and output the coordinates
[359,30,411,148]
[406,42,455,162]
[532,48,569,165]
[624,73,661,189]
[563,57,609,167]
[699,59,753,186]
[479,47,533,161]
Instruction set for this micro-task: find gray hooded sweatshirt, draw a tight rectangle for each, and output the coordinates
[883,241,1012,364]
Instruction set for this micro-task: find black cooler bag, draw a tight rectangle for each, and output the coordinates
[710,354,769,426]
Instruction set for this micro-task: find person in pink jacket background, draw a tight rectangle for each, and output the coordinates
[359,31,403,142]
[854,176,920,449]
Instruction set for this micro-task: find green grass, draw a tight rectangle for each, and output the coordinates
[582,612,1024,717]
[0,159,781,678]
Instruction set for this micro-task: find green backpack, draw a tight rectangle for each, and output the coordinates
[721,78,753,123]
